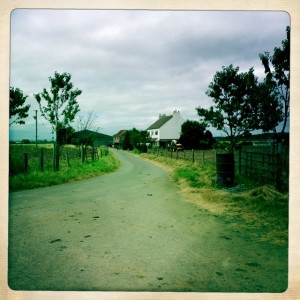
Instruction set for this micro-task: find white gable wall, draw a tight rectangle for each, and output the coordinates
[160,111,185,140]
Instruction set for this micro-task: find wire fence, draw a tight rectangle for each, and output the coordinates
[148,148,218,164]
[147,146,289,190]
[9,144,109,175]
[238,146,288,191]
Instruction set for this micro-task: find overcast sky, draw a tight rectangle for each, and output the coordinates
[9,9,290,141]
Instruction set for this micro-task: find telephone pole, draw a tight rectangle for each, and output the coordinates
[34,110,38,148]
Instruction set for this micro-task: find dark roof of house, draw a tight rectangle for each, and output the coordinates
[72,130,112,139]
[146,115,172,130]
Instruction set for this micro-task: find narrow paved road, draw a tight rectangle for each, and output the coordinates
[8,149,287,292]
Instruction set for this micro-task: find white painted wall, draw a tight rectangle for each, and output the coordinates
[149,129,160,139]
[160,110,185,140]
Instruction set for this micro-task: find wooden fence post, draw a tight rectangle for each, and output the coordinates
[276,153,282,190]
[92,146,95,161]
[192,149,195,163]
[40,149,44,172]
[250,152,253,176]
[55,143,60,171]
[81,144,85,163]
[66,150,70,167]
[239,149,242,175]
[24,153,28,173]
[53,144,56,170]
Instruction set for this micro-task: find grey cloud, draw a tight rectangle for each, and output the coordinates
[9,9,290,140]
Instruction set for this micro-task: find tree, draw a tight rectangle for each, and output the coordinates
[21,139,31,144]
[75,111,100,133]
[73,111,101,148]
[9,87,30,125]
[135,129,150,152]
[196,65,260,151]
[179,120,206,150]
[34,71,82,170]
[122,128,150,151]
[122,131,133,150]
[253,80,283,133]
[202,130,216,149]
[58,126,75,145]
[259,26,290,137]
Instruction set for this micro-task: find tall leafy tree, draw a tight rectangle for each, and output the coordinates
[34,71,82,170]
[9,87,30,125]
[196,65,259,150]
[259,26,290,137]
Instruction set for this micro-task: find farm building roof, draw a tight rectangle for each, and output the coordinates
[146,115,172,130]
[72,130,112,139]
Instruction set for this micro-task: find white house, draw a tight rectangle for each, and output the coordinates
[146,110,185,147]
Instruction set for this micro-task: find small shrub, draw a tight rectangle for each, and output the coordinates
[137,143,148,153]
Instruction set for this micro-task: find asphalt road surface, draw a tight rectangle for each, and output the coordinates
[8,149,288,292]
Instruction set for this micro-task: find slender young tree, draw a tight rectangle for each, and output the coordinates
[9,87,30,126]
[34,71,82,170]
[75,111,100,133]
[259,26,290,137]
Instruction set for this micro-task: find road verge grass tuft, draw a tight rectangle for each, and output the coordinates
[139,152,288,244]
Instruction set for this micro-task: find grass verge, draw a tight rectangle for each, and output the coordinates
[140,153,288,245]
[9,150,120,192]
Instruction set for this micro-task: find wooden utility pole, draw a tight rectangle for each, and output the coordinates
[34,110,38,148]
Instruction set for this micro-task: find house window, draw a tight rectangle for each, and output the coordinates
[155,130,158,135]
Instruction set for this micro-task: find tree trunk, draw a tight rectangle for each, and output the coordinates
[53,143,60,171]
[54,129,60,171]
